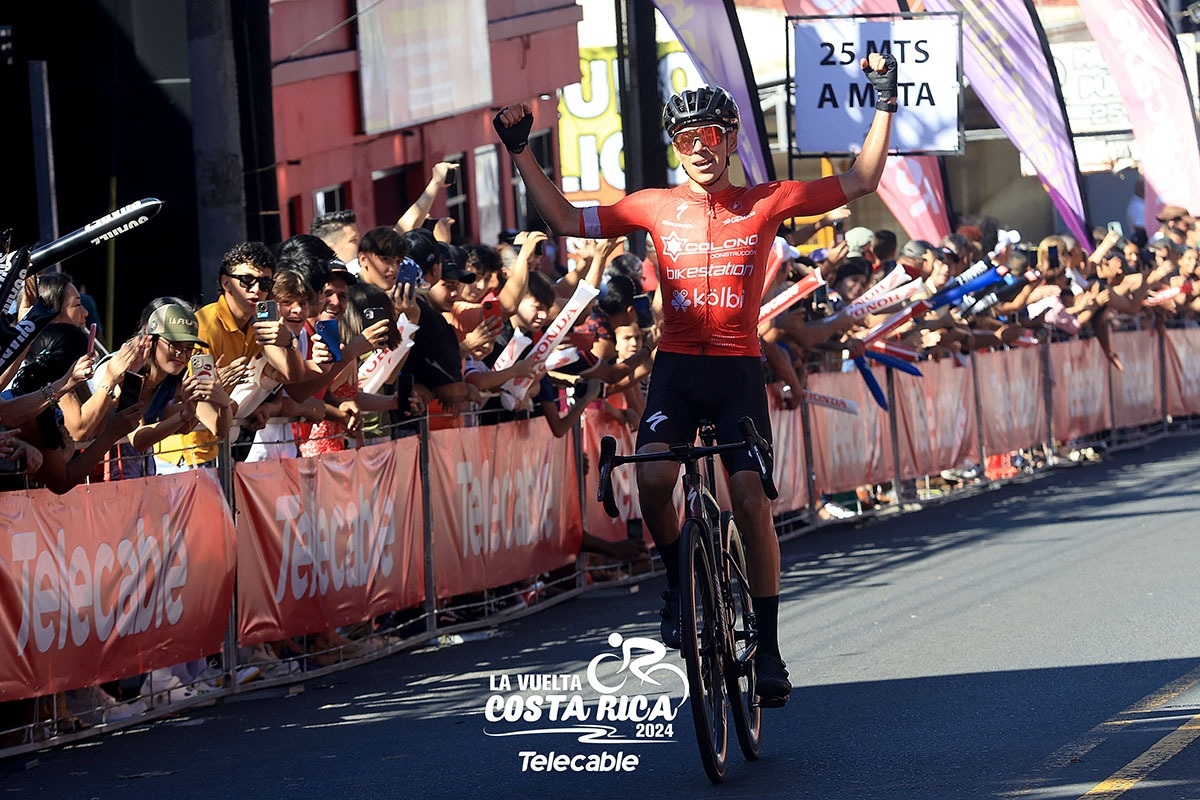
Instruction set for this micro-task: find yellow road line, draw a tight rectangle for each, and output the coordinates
[1006,663,1200,798]
[1076,713,1200,799]
[1045,663,1200,769]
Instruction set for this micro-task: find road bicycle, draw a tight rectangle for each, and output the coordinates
[597,416,778,783]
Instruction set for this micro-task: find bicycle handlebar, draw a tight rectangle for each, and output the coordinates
[596,416,778,518]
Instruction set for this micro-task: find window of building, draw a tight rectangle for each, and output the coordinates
[443,153,469,242]
[475,145,501,247]
[511,130,553,230]
[314,184,348,216]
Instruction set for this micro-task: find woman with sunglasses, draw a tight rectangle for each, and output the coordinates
[496,53,899,709]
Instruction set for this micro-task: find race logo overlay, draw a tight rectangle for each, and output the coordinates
[483,632,688,773]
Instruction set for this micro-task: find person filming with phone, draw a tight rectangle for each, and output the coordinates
[154,242,302,472]
[494,51,898,707]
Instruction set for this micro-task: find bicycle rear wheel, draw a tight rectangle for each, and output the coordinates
[680,518,729,784]
[721,511,762,761]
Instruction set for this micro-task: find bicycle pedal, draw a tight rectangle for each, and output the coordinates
[757,694,789,709]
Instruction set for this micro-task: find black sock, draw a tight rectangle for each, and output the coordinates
[752,595,780,658]
[659,538,681,589]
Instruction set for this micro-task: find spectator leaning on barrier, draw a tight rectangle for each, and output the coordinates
[18,272,88,328]
[155,242,301,472]
[133,300,234,471]
[6,323,142,494]
[388,228,471,415]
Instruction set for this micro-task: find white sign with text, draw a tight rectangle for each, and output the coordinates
[792,14,962,155]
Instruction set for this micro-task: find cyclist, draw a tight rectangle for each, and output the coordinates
[495,53,898,707]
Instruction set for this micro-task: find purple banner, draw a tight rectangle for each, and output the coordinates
[920,0,1090,248]
[653,0,773,186]
[1079,0,1200,232]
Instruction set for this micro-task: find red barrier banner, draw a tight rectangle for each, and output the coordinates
[892,356,977,478]
[767,392,810,514]
[806,368,894,495]
[975,346,1048,455]
[581,408,640,544]
[426,420,581,599]
[0,473,236,700]
[1110,330,1163,428]
[234,440,423,645]
[1165,327,1200,417]
[1051,338,1112,442]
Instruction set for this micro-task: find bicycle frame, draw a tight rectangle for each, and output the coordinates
[596,416,776,782]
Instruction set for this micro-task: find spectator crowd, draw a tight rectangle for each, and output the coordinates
[3,160,1198,740]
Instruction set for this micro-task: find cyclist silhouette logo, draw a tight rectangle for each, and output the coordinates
[587,632,689,708]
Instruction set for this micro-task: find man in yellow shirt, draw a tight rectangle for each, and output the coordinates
[155,242,305,471]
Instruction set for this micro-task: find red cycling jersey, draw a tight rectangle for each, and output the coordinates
[580,177,846,357]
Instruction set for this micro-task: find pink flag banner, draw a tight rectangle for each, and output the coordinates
[919,0,1090,248]
[653,0,774,185]
[782,0,951,242]
[876,154,951,242]
[1077,0,1200,231]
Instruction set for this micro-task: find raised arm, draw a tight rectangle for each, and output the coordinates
[395,162,457,233]
[494,104,584,235]
[838,53,897,202]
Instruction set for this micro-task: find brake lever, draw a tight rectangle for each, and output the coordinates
[598,435,620,518]
[737,417,779,501]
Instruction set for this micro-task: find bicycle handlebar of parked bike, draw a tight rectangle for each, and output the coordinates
[596,416,778,519]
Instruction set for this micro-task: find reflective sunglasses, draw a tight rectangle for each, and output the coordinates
[672,125,728,155]
[227,272,274,291]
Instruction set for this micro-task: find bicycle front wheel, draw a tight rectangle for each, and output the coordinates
[722,511,762,761]
[680,518,729,784]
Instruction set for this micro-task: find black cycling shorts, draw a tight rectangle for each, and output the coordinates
[636,351,771,476]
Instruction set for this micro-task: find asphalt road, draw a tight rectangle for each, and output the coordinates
[6,434,1200,800]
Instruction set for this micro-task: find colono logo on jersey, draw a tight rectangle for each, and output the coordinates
[657,231,759,264]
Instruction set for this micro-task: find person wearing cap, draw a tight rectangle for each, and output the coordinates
[496,51,901,707]
[123,299,234,473]
[1155,204,1192,247]
[155,242,301,472]
[843,226,876,263]
[897,239,935,280]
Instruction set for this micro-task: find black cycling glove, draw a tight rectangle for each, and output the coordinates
[492,109,534,154]
[863,53,899,112]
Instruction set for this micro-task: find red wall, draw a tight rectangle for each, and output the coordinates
[270,0,582,238]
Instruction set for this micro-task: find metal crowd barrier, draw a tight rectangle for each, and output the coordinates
[3,325,1198,756]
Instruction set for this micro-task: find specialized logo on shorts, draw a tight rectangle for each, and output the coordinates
[646,411,668,431]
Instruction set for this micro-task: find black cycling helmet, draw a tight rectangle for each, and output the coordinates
[662,85,740,138]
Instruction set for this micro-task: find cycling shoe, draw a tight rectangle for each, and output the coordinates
[755,653,791,708]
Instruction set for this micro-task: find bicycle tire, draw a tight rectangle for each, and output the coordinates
[721,511,762,761]
[680,518,729,784]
